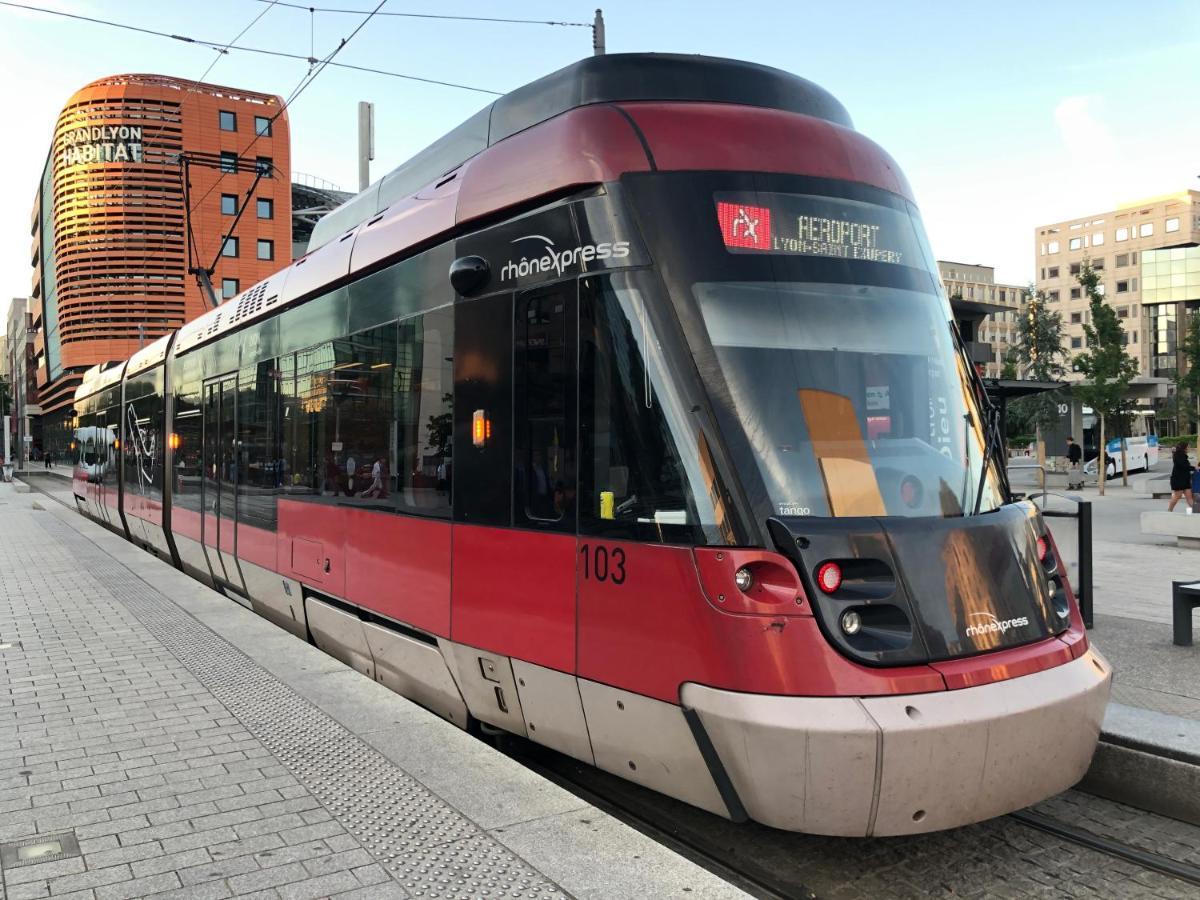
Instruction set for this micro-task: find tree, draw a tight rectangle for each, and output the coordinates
[1178,310,1200,435]
[1000,348,1019,380]
[1073,260,1138,494]
[1010,285,1068,465]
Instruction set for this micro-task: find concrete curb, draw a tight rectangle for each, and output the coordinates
[1081,741,1200,827]
[1081,703,1200,826]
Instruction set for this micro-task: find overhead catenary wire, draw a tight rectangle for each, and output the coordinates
[249,0,591,28]
[185,0,389,229]
[0,2,501,95]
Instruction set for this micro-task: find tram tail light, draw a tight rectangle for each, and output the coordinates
[1036,536,1048,562]
[472,410,492,448]
[816,561,843,594]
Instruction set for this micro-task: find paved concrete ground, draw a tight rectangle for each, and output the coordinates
[1006,461,1200,721]
[0,479,745,900]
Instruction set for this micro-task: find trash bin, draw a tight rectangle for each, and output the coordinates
[1,464,13,483]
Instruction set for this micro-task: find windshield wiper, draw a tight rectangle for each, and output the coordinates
[950,323,1009,514]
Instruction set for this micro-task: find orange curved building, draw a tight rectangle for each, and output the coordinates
[31,73,292,447]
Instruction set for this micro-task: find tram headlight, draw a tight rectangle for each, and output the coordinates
[840,610,863,636]
[734,567,753,592]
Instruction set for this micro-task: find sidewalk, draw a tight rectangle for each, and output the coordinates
[0,480,745,899]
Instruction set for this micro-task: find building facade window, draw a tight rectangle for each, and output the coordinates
[1093,232,1105,246]
[1140,222,1154,237]
[1070,287,1081,300]
[1070,312,1082,324]
[1071,336,1082,349]
[1166,217,1180,233]
[256,156,273,177]
[219,110,237,131]
[220,152,237,174]
[256,239,274,261]
[1093,258,1104,270]
[1069,237,1082,251]
[1070,263,1081,276]
[1116,253,1129,267]
[1116,227,1129,241]
[1048,240,1060,253]
[221,278,239,298]
[221,236,238,258]
[1047,266,1059,278]
[256,198,273,220]
[220,194,237,216]
[255,115,272,137]
[1116,280,1129,293]
[1048,290,1060,302]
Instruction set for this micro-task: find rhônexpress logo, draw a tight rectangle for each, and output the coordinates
[500,234,630,283]
[964,611,1030,638]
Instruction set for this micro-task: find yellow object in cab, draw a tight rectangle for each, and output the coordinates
[600,491,615,520]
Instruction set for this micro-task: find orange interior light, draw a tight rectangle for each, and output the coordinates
[168,433,181,450]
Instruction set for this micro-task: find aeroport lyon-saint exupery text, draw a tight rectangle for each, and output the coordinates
[777,215,903,264]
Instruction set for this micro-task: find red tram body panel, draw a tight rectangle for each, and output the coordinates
[72,53,1110,837]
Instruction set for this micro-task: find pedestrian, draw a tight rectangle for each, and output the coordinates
[44,449,52,469]
[1167,441,1195,513]
[1066,436,1083,490]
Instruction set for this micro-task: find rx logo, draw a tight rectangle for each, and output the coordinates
[717,201,771,250]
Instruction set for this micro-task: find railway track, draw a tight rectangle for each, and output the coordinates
[1008,809,1200,889]
[502,735,1200,899]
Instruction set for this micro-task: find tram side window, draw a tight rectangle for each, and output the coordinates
[514,284,576,531]
[237,358,282,530]
[123,370,165,503]
[173,378,204,514]
[75,398,96,472]
[284,324,395,506]
[579,276,718,544]
[395,308,453,517]
[99,403,120,491]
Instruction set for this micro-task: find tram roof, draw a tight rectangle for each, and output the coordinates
[308,53,853,252]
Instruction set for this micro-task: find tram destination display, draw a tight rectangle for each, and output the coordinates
[715,191,926,266]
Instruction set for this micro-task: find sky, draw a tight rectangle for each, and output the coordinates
[2,0,1199,334]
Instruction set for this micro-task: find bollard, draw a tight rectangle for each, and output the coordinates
[1078,500,1093,629]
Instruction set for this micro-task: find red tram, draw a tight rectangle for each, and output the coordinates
[72,54,1110,836]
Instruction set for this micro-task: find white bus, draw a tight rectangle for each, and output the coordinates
[1083,408,1158,477]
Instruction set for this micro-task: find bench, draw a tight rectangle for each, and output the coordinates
[1173,582,1200,646]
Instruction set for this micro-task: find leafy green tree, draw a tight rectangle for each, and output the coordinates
[1010,286,1067,464]
[1073,261,1139,493]
[1000,348,1019,380]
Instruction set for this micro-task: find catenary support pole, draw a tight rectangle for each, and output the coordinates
[593,9,605,55]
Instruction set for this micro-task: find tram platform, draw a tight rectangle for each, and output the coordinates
[0,479,746,900]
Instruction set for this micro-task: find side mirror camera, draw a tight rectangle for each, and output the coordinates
[450,256,490,297]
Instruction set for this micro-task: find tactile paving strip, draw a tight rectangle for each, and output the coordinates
[35,515,565,899]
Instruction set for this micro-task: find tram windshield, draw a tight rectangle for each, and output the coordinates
[684,188,1004,519]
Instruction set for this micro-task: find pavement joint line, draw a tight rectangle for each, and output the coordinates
[10,505,571,899]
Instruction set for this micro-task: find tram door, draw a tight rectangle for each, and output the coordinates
[202,375,247,601]
[451,282,579,674]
